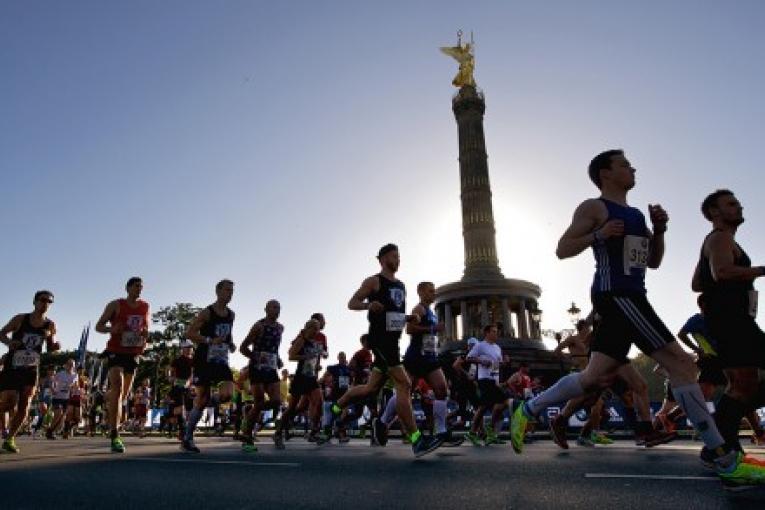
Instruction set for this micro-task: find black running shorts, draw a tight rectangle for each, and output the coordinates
[0,367,37,392]
[249,367,280,385]
[477,379,510,406]
[193,363,233,387]
[591,292,674,363]
[289,374,319,397]
[368,336,402,373]
[704,312,765,369]
[104,351,140,375]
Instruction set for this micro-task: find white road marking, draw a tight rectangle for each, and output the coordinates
[585,473,718,481]
[124,457,300,467]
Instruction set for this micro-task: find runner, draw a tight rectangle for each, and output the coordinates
[451,337,483,444]
[324,352,352,442]
[329,244,441,457]
[276,319,325,446]
[47,359,77,439]
[181,279,237,453]
[0,290,59,453]
[132,378,150,438]
[378,281,463,446]
[168,340,194,440]
[95,277,151,453]
[510,150,765,490]
[239,299,284,452]
[345,334,377,439]
[693,189,765,458]
[63,368,88,438]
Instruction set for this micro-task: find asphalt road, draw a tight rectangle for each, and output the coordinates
[2,435,765,509]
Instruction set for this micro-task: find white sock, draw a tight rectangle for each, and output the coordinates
[185,407,203,441]
[671,383,725,450]
[526,372,584,416]
[433,400,447,434]
[381,394,398,426]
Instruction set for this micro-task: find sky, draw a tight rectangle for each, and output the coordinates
[1,1,764,369]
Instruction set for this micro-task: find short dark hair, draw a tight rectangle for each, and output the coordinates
[126,277,142,290]
[310,312,324,321]
[588,149,623,188]
[701,189,734,221]
[216,279,234,292]
[377,243,398,259]
[483,323,497,334]
[34,290,54,302]
[417,281,434,293]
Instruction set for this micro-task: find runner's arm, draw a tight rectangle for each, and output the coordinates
[239,321,263,358]
[45,321,60,352]
[0,314,24,347]
[348,276,379,311]
[708,232,765,282]
[288,336,307,361]
[691,260,703,292]
[94,301,118,335]
[184,308,212,345]
[556,199,605,259]
[406,304,429,334]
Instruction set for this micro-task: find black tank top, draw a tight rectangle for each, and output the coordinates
[367,274,407,342]
[4,314,51,371]
[409,305,438,358]
[699,229,754,315]
[195,305,234,365]
[295,336,321,379]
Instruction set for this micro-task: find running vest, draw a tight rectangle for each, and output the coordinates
[409,305,439,359]
[197,305,234,365]
[368,274,407,341]
[106,299,150,355]
[6,314,52,370]
[295,336,321,379]
[591,199,650,295]
[251,320,283,371]
[698,230,756,317]
[328,363,352,392]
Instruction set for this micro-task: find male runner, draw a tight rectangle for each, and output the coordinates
[377,281,462,446]
[168,340,194,440]
[330,244,440,456]
[182,279,237,453]
[47,359,77,439]
[240,299,284,452]
[510,150,765,489]
[324,352,352,441]
[0,290,59,453]
[693,190,765,456]
[95,277,151,453]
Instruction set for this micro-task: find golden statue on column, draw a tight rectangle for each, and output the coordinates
[440,30,476,88]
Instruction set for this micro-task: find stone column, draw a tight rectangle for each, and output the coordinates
[518,299,529,339]
[444,302,453,341]
[501,298,511,339]
[480,299,489,327]
[460,301,469,339]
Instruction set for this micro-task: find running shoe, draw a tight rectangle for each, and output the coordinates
[371,417,388,447]
[111,437,126,453]
[180,439,200,453]
[576,435,594,447]
[718,452,765,491]
[273,432,286,450]
[743,454,765,468]
[438,430,465,447]
[550,415,569,450]
[1,437,19,454]
[590,431,614,445]
[484,432,506,446]
[465,431,483,446]
[412,434,442,458]
[641,429,677,447]
[510,402,530,454]
[241,440,258,453]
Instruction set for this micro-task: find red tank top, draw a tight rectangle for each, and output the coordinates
[106,299,150,355]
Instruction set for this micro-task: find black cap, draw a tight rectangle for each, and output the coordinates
[377,243,398,258]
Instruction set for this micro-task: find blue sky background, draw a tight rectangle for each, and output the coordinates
[2,1,764,368]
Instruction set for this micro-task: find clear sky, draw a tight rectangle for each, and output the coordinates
[2,1,764,368]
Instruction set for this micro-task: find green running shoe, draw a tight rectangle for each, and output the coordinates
[241,440,258,454]
[590,431,613,445]
[2,437,19,453]
[484,433,507,446]
[465,431,482,446]
[719,452,765,491]
[110,437,125,453]
[510,403,529,454]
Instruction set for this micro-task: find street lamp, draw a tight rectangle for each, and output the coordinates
[567,302,581,324]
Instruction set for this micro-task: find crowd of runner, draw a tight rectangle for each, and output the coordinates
[2,149,765,491]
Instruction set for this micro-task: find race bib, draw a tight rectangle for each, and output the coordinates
[749,290,759,318]
[623,235,649,275]
[215,323,232,339]
[121,331,145,348]
[43,388,52,398]
[12,349,40,368]
[490,361,500,381]
[207,342,230,364]
[385,312,406,332]
[256,352,278,370]
[421,335,439,356]
[338,375,350,389]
